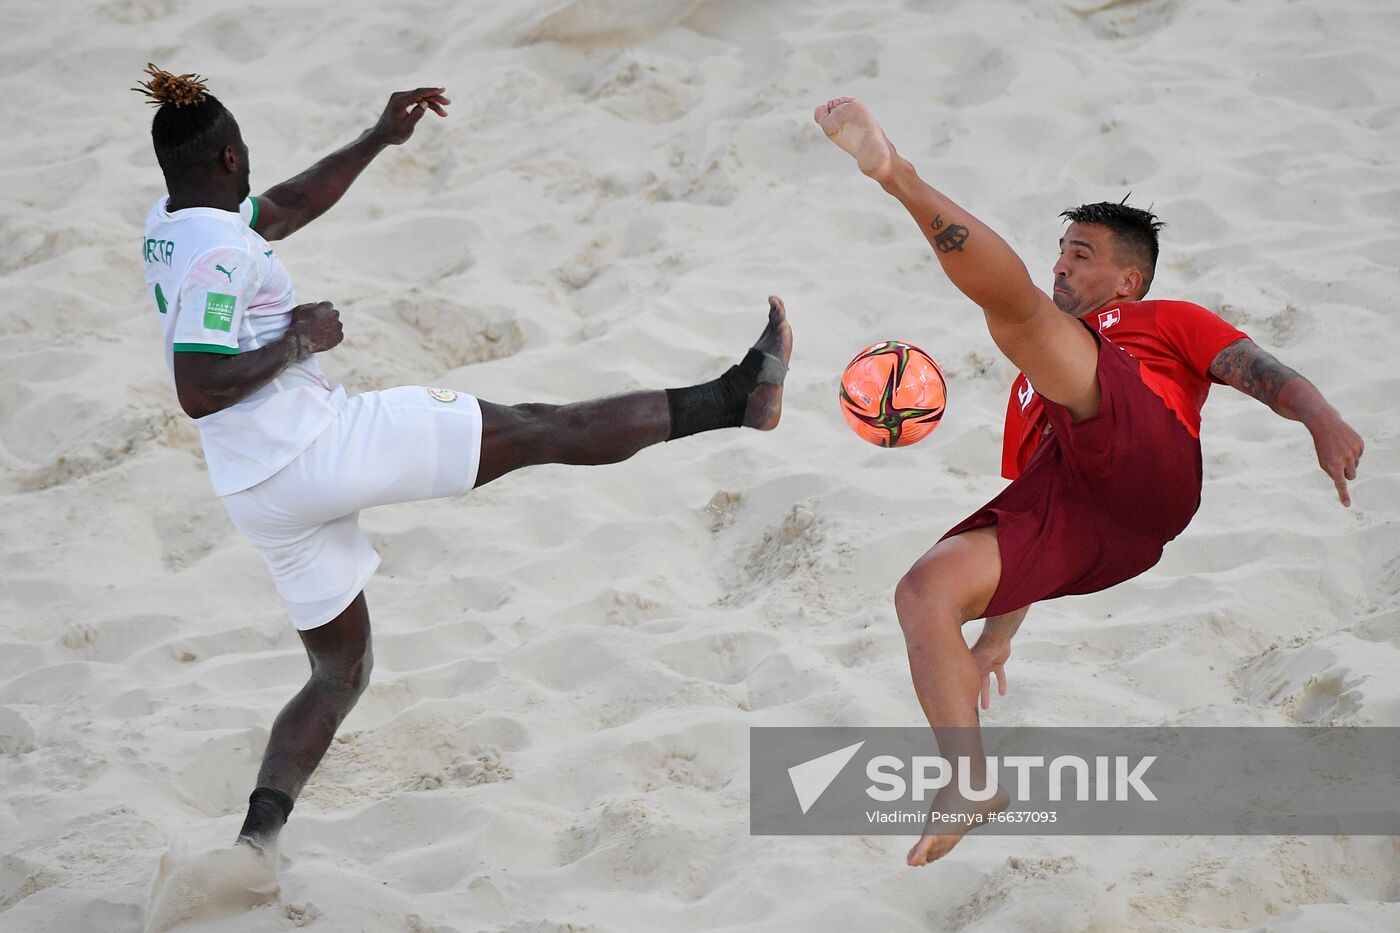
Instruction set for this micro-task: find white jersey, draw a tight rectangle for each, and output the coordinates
[142,196,345,495]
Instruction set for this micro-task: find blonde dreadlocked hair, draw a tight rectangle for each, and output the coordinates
[136,63,238,180]
[133,63,211,108]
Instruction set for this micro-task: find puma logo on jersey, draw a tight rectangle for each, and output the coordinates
[264,249,274,258]
[1099,309,1121,330]
[215,264,237,282]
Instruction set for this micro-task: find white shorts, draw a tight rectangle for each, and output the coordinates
[222,386,483,630]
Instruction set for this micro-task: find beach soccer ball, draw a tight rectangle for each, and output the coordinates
[839,340,947,447]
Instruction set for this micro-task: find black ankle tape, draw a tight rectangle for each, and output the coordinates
[239,787,294,840]
[665,350,763,441]
[252,787,294,821]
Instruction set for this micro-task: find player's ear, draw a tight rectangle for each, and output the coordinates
[222,144,241,175]
[1120,265,1144,300]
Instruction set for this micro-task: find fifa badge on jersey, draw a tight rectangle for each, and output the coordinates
[204,293,236,331]
[428,388,458,403]
[1098,309,1122,330]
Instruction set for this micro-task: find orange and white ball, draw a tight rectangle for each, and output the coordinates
[839,340,948,447]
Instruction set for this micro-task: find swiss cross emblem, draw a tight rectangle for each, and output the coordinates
[1098,309,1121,330]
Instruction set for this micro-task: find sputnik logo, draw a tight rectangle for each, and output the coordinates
[788,741,864,814]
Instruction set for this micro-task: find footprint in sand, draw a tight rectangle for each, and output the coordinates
[143,842,279,932]
[1067,0,1181,40]
[522,0,697,46]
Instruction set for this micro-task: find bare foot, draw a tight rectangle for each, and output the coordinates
[906,785,1011,867]
[743,296,792,431]
[813,97,898,183]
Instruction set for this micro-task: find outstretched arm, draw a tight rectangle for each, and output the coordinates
[1208,338,1364,506]
[253,87,451,241]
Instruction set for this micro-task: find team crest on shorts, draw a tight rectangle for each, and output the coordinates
[427,387,457,403]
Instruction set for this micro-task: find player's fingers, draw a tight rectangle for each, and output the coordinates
[995,665,1007,697]
[980,673,991,711]
[401,86,444,103]
[1333,473,1351,508]
[406,104,426,126]
[387,88,439,114]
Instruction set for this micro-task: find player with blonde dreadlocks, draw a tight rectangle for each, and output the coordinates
[136,66,792,860]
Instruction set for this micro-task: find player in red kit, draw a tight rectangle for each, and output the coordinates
[816,97,1364,866]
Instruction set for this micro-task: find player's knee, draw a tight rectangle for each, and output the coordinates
[316,646,373,704]
[350,648,373,698]
[509,402,565,456]
[895,554,978,631]
[894,562,943,629]
[512,402,560,421]
[517,402,591,440]
[476,400,570,485]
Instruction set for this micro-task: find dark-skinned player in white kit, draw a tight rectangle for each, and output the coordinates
[135,65,792,861]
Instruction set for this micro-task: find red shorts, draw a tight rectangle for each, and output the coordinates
[942,331,1203,618]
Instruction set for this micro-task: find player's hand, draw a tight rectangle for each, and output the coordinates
[288,301,343,358]
[1308,412,1364,507]
[970,638,1011,712]
[370,87,451,146]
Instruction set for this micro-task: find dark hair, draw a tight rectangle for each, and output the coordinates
[1060,197,1165,297]
[133,63,237,179]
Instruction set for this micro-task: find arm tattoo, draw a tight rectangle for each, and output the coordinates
[934,223,970,253]
[1208,338,1302,406]
[932,214,944,230]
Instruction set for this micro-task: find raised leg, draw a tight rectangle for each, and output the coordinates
[893,527,1012,866]
[236,592,373,851]
[815,97,1102,420]
[473,296,791,487]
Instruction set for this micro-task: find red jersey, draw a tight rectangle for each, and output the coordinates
[1001,300,1248,480]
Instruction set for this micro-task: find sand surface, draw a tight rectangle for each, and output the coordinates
[2,0,1398,930]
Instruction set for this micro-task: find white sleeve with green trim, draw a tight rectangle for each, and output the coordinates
[172,245,255,355]
[239,196,260,230]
